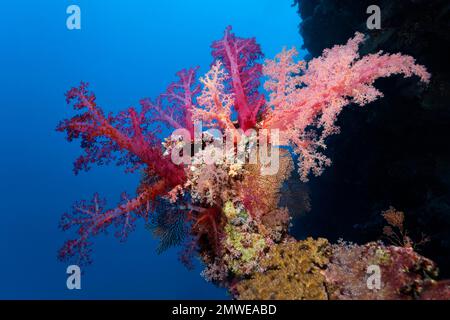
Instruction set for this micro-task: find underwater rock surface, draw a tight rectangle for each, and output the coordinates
[233,238,450,300]
[292,0,450,277]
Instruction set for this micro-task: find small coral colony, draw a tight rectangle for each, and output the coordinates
[57,26,430,289]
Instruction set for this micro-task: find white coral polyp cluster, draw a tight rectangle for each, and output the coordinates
[163,131,249,206]
[186,146,245,206]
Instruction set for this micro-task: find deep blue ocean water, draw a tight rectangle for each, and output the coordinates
[0,0,303,299]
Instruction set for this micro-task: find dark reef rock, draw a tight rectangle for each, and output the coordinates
[233,238,450,300]
[326,241,445,300]
[291,0,450,276]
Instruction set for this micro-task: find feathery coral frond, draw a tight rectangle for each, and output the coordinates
[211,26,265,130]
[193,61,236,131]
[57,82,187,263]
[263,32,430,181]
[140,67,201,136]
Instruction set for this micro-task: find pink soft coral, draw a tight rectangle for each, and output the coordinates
[141,67,201,136]
[193,61,235,131]
[262,32,430,181]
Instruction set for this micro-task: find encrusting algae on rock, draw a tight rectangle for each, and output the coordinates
[233,238,330,300]
[231,238,450,300]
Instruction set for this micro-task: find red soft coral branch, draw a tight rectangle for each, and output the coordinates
[57,81,188,263]
[58,82,157,173]
[59,179,169,265]
[164,67,201,133]
[140,97,184,130]
[140,67,201,136]
[58,82,185,182]
[212,26,265,130]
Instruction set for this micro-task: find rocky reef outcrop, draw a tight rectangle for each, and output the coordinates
[291,0,450,277]
[233,238,450,300]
